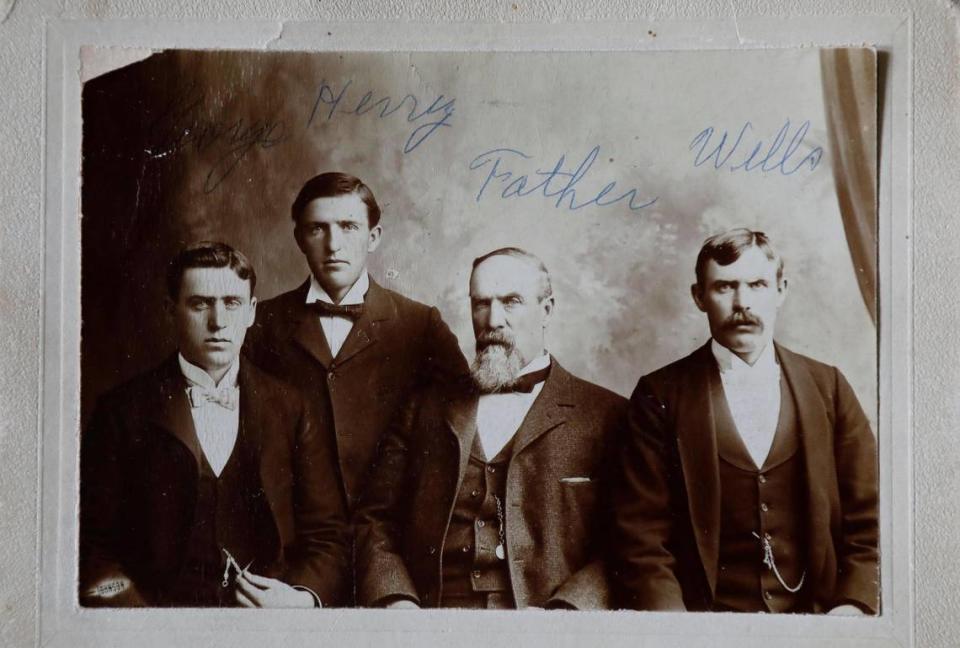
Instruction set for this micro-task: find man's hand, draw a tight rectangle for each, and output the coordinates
[235,571,316,608]
[827,604,866,616]
[385,599,420,609]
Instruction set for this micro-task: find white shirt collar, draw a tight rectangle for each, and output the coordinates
[518,352,551,376]
[305,270,369,306]
[178,353,240,389]
[710,338,778,374]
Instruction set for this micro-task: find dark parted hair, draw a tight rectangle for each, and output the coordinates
[290,172,382,228]
[471,247,553,302]
[694,228,784,288]
[166,241,257,300]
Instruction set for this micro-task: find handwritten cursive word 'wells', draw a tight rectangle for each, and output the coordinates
[468,146,658,213]
[306,79,455,154]
[146,85,288,193]
[689,119,823,175]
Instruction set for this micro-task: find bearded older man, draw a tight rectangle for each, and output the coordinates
[354,247,627,609]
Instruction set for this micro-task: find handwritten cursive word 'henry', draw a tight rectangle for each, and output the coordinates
[306,79,455,154]
[469,146,658,213]
[689,119,824,175]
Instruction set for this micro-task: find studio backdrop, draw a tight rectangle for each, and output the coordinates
[80,48,877,427]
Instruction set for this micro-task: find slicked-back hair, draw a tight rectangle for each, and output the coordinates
[290,172,381,228]
[166,241,257,300]
[471,247,553,302]
[694,228,784,288]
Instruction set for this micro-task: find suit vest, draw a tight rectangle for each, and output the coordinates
[440,433,514,604]
[713,372,810,613]
[159,417,275,606]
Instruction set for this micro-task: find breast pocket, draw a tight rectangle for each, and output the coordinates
[556,478,599,563]
[559,478,599,519]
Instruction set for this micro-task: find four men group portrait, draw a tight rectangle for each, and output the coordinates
[79,172,879,614]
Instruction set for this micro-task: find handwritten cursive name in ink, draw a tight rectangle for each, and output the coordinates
[306,79,455,154]
[146,84,288,193]
[468,146,658,213]
[689,119,823,175]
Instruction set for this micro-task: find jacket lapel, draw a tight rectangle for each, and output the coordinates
[712,381,757,471]
[239,362,286,545]
[150,355,203,469]
[776,344,832,592]
[238,360,265,469]
[443,390,480,496]
[333,278,395,366]
[511,359,575,458]
[439,359,576,505]
[675,343,723,596]
[290,280,335,368]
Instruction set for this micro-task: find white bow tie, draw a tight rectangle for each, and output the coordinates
[187,385,239,410]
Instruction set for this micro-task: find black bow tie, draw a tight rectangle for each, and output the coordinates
[498,365,551,394]
[309,300,364,321]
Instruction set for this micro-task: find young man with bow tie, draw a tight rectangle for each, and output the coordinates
[354,248,627,609]
[80,242,349,607]
[244,172,468,518]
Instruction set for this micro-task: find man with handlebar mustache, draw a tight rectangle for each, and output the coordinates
[608,228,879,615]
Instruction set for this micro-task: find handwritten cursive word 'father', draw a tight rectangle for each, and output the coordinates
[689,119,823,175]
[469,146,658,213]
[306,79,455,154]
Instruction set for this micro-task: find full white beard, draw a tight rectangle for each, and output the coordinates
[471,343,524,393]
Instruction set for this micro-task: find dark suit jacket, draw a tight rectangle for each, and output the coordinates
[244,278,468,511]
[79,355,350,606]
[354,359,627,609]
[609,342,879,613]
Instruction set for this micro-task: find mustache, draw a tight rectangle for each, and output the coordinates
[476,329,516,351]
[722,310,763,329]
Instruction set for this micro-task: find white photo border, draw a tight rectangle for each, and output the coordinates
[42,16,913,648]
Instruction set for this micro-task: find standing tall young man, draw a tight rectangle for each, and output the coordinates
[610,229,879,614]
[244,172,468,513]
[80,242,349,607]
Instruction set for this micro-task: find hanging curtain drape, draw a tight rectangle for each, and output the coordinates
[819,48,878,325]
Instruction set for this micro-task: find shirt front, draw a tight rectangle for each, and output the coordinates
[305,271,369,358]
[177,355,323,607]
[711,339,781,469]
[178,354,240,477]
[476,353,551,459]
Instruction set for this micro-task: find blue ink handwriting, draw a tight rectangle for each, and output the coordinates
[306,79,455,154]
[689,119,823,175]
[468,146,658,213]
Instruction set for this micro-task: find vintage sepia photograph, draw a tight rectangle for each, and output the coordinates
[77,47,879,614]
